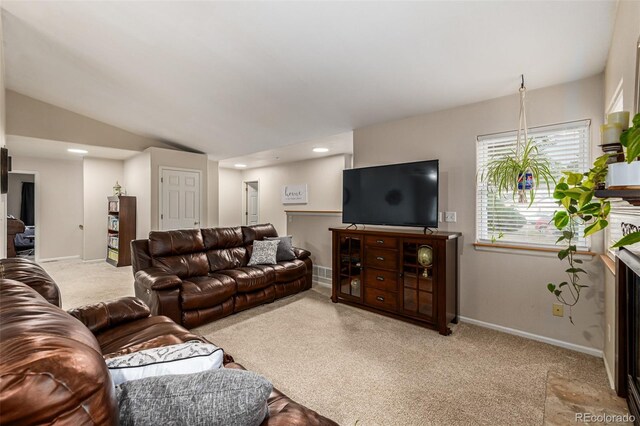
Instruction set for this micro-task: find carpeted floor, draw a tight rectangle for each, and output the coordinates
[43,259,620,425]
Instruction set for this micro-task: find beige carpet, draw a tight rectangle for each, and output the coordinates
[43,259,616,425]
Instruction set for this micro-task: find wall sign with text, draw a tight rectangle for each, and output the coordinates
[282,184,308,204]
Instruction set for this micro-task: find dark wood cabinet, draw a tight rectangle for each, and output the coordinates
[330,227,460,335]
[107,196,136,267]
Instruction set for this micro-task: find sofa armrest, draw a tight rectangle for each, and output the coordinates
[135,267,182,290]
[68,297,151,335]
[292,247,311,260]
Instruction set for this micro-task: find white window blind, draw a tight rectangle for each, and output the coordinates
[476,120,591,249]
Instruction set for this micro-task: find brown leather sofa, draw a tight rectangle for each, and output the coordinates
[0,258,336,425]
[131,223,313,328]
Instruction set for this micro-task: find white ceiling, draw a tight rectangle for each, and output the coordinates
[2,1,617,160]
[218,131,352,169]
[7,135,140,161]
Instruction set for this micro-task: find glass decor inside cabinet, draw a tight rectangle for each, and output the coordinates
[402,241,434,319]
[339,236,362,299]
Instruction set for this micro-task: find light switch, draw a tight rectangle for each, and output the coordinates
[445,212,457,223]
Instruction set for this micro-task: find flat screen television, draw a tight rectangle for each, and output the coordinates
[342,160,439,228]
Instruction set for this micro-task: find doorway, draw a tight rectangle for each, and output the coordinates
[160,168,201,230]
[245,181,259,225]
[7,171,36,260]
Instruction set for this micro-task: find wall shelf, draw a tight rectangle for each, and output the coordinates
[595,189,640,206]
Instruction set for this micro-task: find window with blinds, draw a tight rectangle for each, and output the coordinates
[476,120,591,249]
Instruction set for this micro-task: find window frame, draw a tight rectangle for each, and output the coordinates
[475,119,592,251]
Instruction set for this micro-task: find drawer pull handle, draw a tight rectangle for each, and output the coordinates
[376,276,384,281]
[376,256,385,261]
[376,296,385,302]
[376,240,384,244]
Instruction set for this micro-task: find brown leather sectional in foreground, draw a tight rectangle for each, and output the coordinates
[132,223,313,328]
[0,257,336,425]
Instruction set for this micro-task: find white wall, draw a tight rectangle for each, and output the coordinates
[12,156,83,260]
[238,155,345,235]
[218,167,243,227]
[354,74,605,352]
[602,0,640,386]
[124,152,151,239]
[7,172,34,219]
[83,158,124,260]
[0,11,6,258]
[207,159,219,227]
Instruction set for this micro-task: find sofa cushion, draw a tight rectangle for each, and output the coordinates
[107,341,223,385]
[218,266,276,293]
[116,368,272,426]
[180,274,236,310]
[265,236,296,261]
[96,315,205,357]
[206,246,248,271]
[0,279,117,425]
[241,223,278,245]
[248,240,279,266]
[152,252,209,279]
[149,229,205,257]
[0,258,61,306]
[269,260,307,283]
[202,226,244,249]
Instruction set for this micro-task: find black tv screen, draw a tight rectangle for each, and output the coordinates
[342,160,439,228]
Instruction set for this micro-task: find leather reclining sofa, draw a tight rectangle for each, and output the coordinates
[0,257,336,425]
[131,223,313,328]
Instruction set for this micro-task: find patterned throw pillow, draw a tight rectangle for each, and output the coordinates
[265,236,296,261]
[248,239,279,265]
[116,368,272,426]
[106,341,223,385]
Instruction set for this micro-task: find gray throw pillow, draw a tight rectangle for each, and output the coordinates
[116,368,272,426]
[248,239,279,265]
[265,236,296,261]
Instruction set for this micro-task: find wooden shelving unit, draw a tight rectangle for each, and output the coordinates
[595,189,640,206]
[107,196,136,267]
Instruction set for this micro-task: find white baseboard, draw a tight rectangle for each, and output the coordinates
[604,354,615,390]
[459,316,603,358]
[38,255,81,263]
[313,280,331,288]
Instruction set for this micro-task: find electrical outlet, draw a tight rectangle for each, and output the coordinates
[445,211,457,223]
[552,303,564,317]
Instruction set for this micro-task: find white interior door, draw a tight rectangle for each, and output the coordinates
[245,182,259,225]
[161,169,200,230]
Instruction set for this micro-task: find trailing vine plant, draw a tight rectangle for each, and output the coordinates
[548,153,640,323]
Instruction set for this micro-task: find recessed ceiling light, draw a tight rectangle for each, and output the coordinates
[67,148,88,154]
[234,163,247,168]
[313,147,329,153]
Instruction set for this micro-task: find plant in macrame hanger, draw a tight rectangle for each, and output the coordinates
[481,76,555,207]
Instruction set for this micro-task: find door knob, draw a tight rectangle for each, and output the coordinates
[194,221,200,226]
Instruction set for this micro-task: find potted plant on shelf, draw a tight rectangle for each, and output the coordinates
[547,115,640,323]
[608,113,640,188]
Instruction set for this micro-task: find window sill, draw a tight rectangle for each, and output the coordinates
[473,242,597,258]
[600,254,616,276]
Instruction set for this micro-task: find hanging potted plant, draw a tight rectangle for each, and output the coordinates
[480,77,556,206]
[547,115,640,323]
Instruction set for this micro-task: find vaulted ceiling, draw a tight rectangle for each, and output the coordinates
[2,1,616,160]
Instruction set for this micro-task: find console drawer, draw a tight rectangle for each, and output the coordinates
[365,248,397,270]
[365,235,397,249]
[364,269,397,292]
[365,287,397,312]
